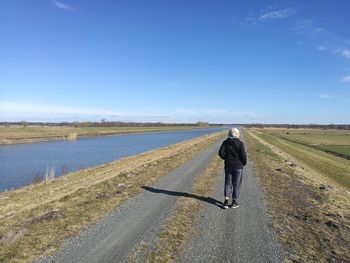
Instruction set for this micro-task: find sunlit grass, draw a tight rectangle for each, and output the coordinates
[251,128,350,189]
[245,129,350,262]
[0,132,225,263]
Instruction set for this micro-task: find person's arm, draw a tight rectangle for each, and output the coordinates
[239,142,247,166]
[218,141,226,159]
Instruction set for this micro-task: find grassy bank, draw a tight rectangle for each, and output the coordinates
[245,128,350,262]
[260,128,350,159]
[0,125,211,145]
[0,132,225,263]
[128,155,223,262]
[251,128,350,189]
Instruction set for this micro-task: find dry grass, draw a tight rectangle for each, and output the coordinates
[128,156,223,263]
[0,125,208,145]
[245,129,350,262]
[0,132,225,263]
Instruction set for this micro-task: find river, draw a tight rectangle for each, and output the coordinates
[0,128,224,191]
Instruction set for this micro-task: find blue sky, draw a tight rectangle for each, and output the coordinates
[1,0,349,124]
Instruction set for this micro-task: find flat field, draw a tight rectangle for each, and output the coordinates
[0,125,206,145]
[251,128,350,189]
[245,128,350,262]
[262,128,350,159]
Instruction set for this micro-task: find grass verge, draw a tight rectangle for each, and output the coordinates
[245,129,350,262]
[0,132,225,263]
[128,156,223,262]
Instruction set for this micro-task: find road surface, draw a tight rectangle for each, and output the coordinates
[37,132,284,263]
[180,133,284,262]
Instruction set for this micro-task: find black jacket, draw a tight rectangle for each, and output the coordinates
[218,137,247,170]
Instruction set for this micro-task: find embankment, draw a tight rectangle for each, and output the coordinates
[245,129,350,262]
[0,131,225,263]
[0,125,210,145]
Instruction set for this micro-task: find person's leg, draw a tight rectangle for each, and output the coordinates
[231,169,243,208]
[224,169,233,208]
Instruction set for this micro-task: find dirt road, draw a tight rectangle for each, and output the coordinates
[37,132,283,263]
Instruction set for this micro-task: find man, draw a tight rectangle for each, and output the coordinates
[218,128,247,209]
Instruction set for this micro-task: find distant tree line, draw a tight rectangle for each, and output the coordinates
[0,121,215,128]
[2,122,349,129]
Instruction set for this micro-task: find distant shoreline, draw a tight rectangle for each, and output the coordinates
[0,125,220,146]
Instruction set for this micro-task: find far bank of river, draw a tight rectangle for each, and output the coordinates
[0,125,215,145]
[0,127,225,191]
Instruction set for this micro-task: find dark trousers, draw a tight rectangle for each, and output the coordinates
[224,168,243,199]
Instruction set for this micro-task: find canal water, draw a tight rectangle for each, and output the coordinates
[0,128,224,191]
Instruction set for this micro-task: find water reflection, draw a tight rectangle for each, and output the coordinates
[0,128,224,191]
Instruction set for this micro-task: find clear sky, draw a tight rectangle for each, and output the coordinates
[1,0,350,124]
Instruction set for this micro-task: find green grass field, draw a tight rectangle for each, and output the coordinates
[319,145,350,156]
[259,128,350,159]
[249,128,350,189]
[245,129,350,262]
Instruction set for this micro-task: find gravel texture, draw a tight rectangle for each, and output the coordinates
[36,130,284,263]
[180,131,284,263]
[35,139,222,263]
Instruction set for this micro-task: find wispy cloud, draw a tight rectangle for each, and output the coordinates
[175,108,267,123]
[259,9,294,22]
[52,1,75,11]
[317,46,327,51]
[341,75,350,82]
[0,103,268,123]
[341,49,350,59]
[292,19,350,60]
[176,108,198,115]
[246,7,294,25]
[319,94,335,99]
[0,102,122,116]
[0,102,174,122]
[292,19,325,37]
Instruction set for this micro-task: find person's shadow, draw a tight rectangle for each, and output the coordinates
[141,186,225,209]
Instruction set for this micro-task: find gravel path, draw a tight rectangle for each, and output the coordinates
[36,131,284,263]
[36,139,222,263]
[180,132,284,263]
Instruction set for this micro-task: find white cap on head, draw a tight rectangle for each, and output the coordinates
[228,127,240,138]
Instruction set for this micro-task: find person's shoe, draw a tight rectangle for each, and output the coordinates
[223,200,229,209]
[230,200,239,208]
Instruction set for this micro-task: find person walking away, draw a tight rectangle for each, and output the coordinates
[218,128,247,209]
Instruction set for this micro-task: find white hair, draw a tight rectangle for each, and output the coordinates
[228,128,240,138]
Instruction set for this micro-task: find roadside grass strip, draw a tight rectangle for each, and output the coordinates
[0,132,225,263]
[128,156,223,263]
[245,129,350,263]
